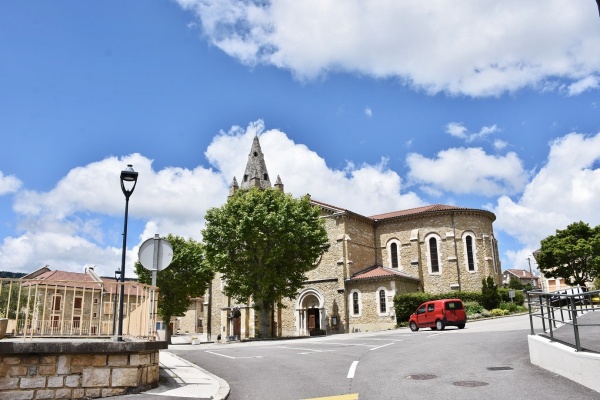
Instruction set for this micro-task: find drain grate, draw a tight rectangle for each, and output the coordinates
[405,374,437,380]
[487,366,513,371]
[453,381,489,387]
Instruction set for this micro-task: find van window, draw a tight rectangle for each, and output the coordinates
[417,305,426,315]
[427,304,435,312]
[445,301,463,310]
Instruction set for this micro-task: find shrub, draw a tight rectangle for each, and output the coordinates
[490,308,508,317]
[498,288,525,306]
[464,301,483,315]
[481,276,501,310]
[393,292,433,323]
[499,302,518,313]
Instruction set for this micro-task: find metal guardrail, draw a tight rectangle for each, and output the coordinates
[0,277,158,340]
[527,287,600,352]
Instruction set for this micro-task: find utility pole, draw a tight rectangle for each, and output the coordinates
[527,257,535,288]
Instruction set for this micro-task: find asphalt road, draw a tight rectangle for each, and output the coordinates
[169,315,598,400]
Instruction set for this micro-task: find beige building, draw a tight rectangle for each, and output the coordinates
[207,136,502,340]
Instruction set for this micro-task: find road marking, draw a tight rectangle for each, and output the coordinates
[311,342,375,348]
[347,361,359,379]
[205,351,235,359]
[277,346,335,353]
[204,351,263,360]
[369,343,393,351]
[366,338,403,342]
[303,394,359,400]
[428,333,442,338]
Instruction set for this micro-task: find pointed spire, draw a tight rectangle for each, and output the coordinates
[240,135,272,190]
[229,177,239,197]
[274,175,284,192]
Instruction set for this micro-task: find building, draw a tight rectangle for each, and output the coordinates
[502,269,540,288]
[207,136,502,340]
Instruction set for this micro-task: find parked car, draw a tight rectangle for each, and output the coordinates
[408,299,466,331]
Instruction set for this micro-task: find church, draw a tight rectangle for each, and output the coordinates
[207,136,502,340]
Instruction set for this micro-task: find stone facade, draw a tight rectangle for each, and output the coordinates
[206,136,503,340]
[0,341,164,399]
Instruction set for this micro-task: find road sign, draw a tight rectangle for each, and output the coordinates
[138,235,173,272]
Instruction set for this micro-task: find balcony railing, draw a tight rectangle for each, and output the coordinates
[0,277,158,340]
[527,287,600,353]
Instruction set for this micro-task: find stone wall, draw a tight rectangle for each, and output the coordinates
[0,340,165,399]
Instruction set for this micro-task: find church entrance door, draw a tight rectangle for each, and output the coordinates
[232,309,241,338]
[307,309,320,331]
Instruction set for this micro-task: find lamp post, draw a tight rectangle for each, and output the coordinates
[116,164,138,341]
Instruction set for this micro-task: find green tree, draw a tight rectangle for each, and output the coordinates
[203,188,330,338]
[135,234,213,344]
[535,221,600,287]
[508,275,524,290]
[481,276,500,310]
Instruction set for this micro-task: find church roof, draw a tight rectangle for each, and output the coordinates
[240,135,272,190]
[349,265,420,282]
[369,204,480,221]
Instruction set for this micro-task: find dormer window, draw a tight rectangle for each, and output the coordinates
[254,152,258,157]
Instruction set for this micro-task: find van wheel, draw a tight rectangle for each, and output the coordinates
[409,322,419,332]
[458,324,465,329]
[435,320,445,331]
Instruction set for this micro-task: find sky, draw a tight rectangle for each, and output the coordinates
[1,1,600,279]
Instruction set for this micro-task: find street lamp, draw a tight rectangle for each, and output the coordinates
[116,164,138,341]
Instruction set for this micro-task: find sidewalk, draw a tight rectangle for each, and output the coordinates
[108,350,230,400]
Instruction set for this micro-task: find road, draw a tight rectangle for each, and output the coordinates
[169,315,598,400]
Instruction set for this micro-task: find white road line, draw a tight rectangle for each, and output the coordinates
[369,343,393,351]
[277,346,335,353]
[347,361,359,379]
[366,338,403,342]
[428,333,442,338]
[311,342,375,348]
[205,351,236,359]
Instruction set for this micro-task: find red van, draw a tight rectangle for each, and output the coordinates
[408,299,466,331]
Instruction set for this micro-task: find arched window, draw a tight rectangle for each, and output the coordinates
[379,290,387,313]
[390,243,399,268]
[427,235,441,274]
[466,236,475,271]
[462,232,477,272]
[353,292,360,315]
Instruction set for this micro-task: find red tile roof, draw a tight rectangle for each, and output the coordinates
[369,204,473,220]
[350,265,419,282]
[504,269,538,279]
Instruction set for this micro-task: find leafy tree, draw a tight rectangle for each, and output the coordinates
[535,221,600,287]
[135,234,213,344]
[481,276,500,310]
[203,188,330,338]
[508,275,524,290]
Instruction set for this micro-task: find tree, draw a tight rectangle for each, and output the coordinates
[202,188,330,338]
[508,275,524,290]
[481,276,500,310]
[535,221,600,287]
[135,234,213,344]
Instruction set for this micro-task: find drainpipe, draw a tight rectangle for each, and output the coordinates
[451,213,462,292]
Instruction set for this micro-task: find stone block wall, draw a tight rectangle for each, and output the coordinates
[0,341,165,399]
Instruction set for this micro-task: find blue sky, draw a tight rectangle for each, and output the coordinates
[1,1,600,277]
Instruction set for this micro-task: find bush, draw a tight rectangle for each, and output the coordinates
[481,276,501,310]
[498,288,525,306]
[393,292,433,323]
[499,302,518,313]
[491,308,509,317]
[464,301,483,315]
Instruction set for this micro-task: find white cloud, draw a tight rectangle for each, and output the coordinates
[406,147,529,196]
[177,0,600,97]
[567,75,600,96]
[492,131,600,257]
[0,171,22,195]
[446,122,500,142]
[364,108,373,117]
[1,121,424,275]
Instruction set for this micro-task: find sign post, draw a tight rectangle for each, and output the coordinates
[138,234,173,338]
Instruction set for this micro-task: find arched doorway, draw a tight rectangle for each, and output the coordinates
[296,289,324,336]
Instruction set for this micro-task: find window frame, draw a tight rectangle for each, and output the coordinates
[462,232,477,272]
[377,288,387,315]
[387,239,401,269]
[350,290,362,317]
[425,234,442,275]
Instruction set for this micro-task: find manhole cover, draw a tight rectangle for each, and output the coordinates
[453,381,489,387]
[405,374,437,380]
[487,367,513,371]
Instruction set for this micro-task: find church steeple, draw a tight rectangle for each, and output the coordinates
[240,135,272,190]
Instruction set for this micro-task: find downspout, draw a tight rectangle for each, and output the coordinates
[343,215,350,334]
[373,223,378,266]
[451,213,462,292]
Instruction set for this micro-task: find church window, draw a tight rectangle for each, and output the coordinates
[387,239,401,269]
[426,235,442,274]
[463,232,477,272]
[243,174,248,182]
[391,243,399,268]
[350,290,361,316]
[253,151,258,157]
[379,290,386,313]
[264,173,269,181]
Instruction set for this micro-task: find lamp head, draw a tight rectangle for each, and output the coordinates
[120,164,138,197]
